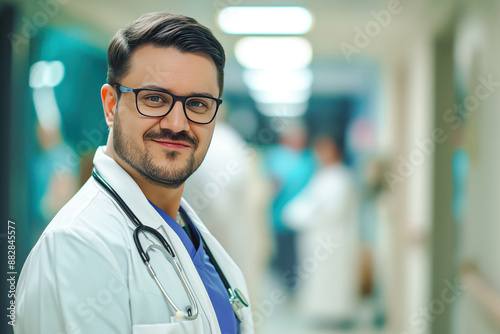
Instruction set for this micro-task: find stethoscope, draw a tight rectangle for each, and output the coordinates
[91,168,249,321]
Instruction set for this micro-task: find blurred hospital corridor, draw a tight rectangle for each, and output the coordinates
[2,0,500,333]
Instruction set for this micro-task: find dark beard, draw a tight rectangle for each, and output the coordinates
[113,110,201,189]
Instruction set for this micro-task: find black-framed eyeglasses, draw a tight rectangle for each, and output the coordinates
[116,84,222,125]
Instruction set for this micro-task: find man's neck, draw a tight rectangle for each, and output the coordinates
[140,181,185,219]
[105,146,184,219]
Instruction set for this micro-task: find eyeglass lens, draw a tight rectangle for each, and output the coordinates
[137,90,217,123]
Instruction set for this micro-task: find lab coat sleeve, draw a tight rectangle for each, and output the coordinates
[15,226,131,334]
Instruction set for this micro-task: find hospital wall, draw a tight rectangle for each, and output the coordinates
[379,1,500,333]
[357,0,500,333]
[452,2,500,333]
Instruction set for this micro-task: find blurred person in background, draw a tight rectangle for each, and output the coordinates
[263,121,316,294]
[32,121,79,227]
[282,133,360,329]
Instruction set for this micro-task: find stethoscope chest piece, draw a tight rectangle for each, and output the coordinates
[229,288,249,321]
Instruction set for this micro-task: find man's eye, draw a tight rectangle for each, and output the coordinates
[147,96,163,103]
[187,100,207,108]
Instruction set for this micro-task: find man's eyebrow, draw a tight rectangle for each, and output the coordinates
[140,84,217,98]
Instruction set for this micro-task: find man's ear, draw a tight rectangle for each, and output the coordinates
[101,84,117,127]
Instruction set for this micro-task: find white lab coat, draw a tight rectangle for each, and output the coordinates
[282,164,359,319]
[15,146,254,334]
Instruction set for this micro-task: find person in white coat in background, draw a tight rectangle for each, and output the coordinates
[15,12,253,334]
[282,133,360,328]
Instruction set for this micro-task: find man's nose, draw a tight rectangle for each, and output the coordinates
[158,100,190,132]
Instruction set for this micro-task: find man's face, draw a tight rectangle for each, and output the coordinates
[110,45,219,188]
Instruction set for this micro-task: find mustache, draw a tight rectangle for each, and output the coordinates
[144,129,198,148]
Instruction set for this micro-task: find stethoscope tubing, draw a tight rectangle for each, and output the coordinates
[91,168,248,321]
[92,168,197,319]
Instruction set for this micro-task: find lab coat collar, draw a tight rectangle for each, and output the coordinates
[92,146,166,230]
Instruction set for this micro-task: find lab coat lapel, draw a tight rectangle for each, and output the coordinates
[92,146,162,229]
[92,146,221,333]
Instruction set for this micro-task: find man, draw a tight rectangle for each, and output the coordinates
[15,12,253,334]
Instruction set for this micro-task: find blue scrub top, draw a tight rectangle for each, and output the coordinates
[149,201,239,334]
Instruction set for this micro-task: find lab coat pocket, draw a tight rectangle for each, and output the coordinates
[132,316,203,334]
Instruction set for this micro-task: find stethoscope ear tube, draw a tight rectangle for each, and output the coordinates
[144,244,199,320]
[92,168,142,227]
[93,168,176,262]
[134,228,150,263]
[134,225,176,262]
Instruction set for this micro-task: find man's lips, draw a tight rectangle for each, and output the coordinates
[151,139,191,149]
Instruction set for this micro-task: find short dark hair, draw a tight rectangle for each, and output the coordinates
[107,12,226,96]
